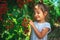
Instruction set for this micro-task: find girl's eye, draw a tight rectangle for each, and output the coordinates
[34,10,40,14]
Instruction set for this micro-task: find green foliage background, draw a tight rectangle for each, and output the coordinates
[0,0,60,40]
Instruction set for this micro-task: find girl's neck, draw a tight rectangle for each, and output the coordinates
[37,19,46,23]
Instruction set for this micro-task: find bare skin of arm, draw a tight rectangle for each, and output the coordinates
[29,20,49,39]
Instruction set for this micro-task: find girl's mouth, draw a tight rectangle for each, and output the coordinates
[35,16,40,18]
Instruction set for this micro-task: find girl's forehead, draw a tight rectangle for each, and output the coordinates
[34,5,41,10]
[34,5,39,10]
[35,5,38,8]
[34,6,41,12]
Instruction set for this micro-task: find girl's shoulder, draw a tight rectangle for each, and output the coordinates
[33,21,50,24]
[44,22,50,25]
[43,22,51,30]
[44,22,50,26]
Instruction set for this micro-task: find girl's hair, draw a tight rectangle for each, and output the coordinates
[34,2,49,13]
[33,2,50,22]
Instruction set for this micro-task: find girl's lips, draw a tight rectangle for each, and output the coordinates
[35,16,40,18]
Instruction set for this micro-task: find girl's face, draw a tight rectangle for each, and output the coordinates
[34,5,47,22]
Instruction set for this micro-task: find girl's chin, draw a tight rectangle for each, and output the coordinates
[36,19,41,21]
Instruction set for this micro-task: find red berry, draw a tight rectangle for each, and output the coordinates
[0,17,2,21]
[23,18,28,22]
[22,22,25,26]
[22,22,28,28]
[27,0,32,3]
[6,26,10,30]
[24,29,29,34]
[9,25,14,29]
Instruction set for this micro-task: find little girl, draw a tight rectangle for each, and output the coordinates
[29,2,51,40]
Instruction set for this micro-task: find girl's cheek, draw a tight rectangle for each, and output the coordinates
[38,14,41,17]
[34,13,37,17]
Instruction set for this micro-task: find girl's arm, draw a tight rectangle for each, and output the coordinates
[29,20,49,39]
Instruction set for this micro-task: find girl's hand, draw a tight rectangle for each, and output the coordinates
[29,20,35,28]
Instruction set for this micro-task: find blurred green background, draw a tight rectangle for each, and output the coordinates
[0,0,60,40]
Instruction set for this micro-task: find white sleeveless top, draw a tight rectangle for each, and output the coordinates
[30,21,51,40]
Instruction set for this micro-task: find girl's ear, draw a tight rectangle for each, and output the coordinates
[44,11,48,16]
